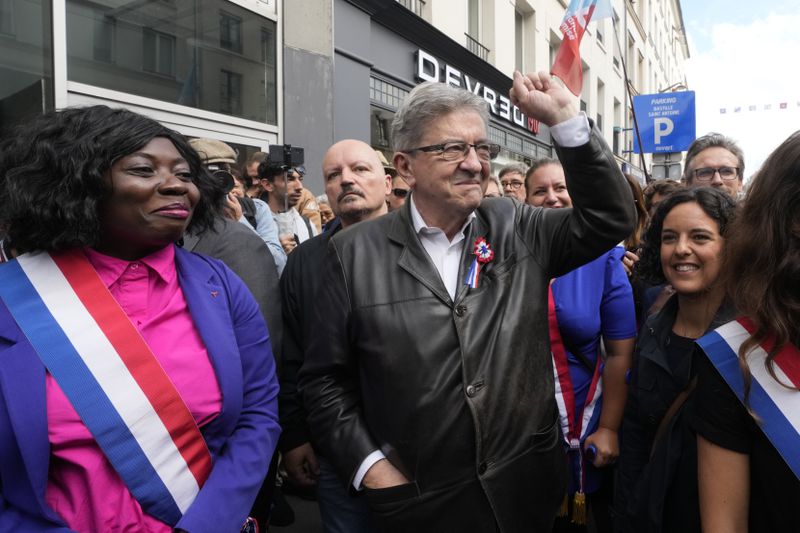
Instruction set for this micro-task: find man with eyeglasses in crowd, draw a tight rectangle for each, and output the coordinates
[498,163,528,202]
[682,132,745,199]
[299,74,634,532]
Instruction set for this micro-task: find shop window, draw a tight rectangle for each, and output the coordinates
[369,76,408,111]
[65,0,277,124]
[220,11,241,53]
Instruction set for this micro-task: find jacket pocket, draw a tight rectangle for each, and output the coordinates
[529,410,560,452]
[364,481,420,507]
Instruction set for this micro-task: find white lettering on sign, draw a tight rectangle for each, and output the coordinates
[445,64,461,88]
[483,86,497,112]
[654,117,674,144]
[464,75,481,95]
[416,49,439,83]
[414,49,538,135]
[498,95,511,120]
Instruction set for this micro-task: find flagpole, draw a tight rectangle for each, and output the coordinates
[611,13,650,182]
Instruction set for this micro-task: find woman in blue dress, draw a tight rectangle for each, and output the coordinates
[525,158,637,532]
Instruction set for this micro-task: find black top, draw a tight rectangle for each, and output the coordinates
[692,355,800,533]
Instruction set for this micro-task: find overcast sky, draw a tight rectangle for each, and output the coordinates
[682,1,800,179]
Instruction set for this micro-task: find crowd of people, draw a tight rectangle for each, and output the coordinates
[0,70,797,533]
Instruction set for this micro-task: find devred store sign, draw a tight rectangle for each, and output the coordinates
[415,49,540,135]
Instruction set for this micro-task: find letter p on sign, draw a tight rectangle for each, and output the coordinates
[654,118,674,145]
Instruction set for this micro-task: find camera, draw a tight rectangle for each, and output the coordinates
[207,163,236,194]
[264,144,304,175]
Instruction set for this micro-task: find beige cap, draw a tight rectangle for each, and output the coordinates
[374,149,396,174]
[189,138,237,165]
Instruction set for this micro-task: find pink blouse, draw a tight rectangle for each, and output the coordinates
[44,246,222,532]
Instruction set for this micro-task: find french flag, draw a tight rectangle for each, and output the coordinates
[551,0,613,96]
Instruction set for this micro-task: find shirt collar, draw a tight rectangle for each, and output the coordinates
[84,244,176,288]
[409,195,475,240]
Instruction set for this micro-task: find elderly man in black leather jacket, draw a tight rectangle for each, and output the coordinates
[299,72,635,533]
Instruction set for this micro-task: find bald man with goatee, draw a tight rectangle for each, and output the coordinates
[278,140,390,533]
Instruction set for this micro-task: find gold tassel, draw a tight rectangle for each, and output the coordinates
[571,491,587,525]
[557,492,569,517]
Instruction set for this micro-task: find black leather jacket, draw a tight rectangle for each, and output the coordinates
[299,128,634,532]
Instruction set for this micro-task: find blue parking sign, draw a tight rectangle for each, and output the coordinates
[633,91,696,153]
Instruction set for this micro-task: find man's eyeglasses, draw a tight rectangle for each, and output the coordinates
[403,141,501,162]
[392,188,409,198]
[693,166,739,181]
[501,180,524,191]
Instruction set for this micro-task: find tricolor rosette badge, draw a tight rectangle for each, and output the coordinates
[465,237,494,288]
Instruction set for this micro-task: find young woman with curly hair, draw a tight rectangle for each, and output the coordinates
[0,106,279,532]
[614,187,736,533]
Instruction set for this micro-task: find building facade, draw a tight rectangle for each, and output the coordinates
[0,0,689,193]
[0,0,282,160]
[286,0,689,191]
[403,0,690,182]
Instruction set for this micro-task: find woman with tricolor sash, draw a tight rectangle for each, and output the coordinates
[0,106,280,532]
[524,159,637,532]
[614,187,736,533]
[694,132,800,532]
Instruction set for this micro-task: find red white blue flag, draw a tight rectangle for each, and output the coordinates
[551,0,613,96]
[697,318,800,481]
[0,249,213,525]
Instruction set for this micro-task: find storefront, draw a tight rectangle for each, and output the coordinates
[0,0,281,158]
[334,0,552,178]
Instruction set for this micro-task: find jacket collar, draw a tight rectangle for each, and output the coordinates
[640,292,737,374]
[388,197,487,306]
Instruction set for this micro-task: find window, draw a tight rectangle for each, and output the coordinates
[0,0,14,35]
[260,23,277,124]
[65,0,278,124]
[143,29,176,77]
[220,11,242,53]
[515,10,524,71]
[220,69,242,116]
[93,15,115,63]
[0,0,54,135]
[468,0,480,39]
[369,76,409,110]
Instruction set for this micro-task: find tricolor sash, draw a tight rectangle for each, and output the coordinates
[549,284,603,522]
[0,249,213,525]
[697,318,800,481]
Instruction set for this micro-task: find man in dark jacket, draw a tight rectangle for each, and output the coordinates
[280,140,391,532]
[299,73,635,532]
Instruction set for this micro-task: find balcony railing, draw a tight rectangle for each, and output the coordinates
[396,0,425,17]
[465,33,489,61]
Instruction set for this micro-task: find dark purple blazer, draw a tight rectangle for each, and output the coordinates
[0,246,280,532]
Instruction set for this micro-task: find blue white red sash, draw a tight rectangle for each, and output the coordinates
[697,318,800,481]
[0,249,212,525]
[549,284,603,496]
